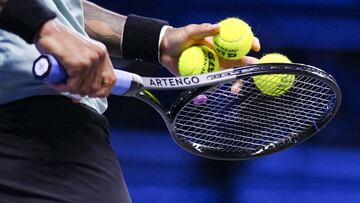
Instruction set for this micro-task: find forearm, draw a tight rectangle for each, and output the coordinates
[0,0,8,12]
[83,1,126,57]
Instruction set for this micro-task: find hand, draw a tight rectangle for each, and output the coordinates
[159,23,261,75]
[34,19,116,97]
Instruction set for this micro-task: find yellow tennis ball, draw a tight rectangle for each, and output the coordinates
[178,46,220,76]
[253,53,295,96]
[213,18,254,60]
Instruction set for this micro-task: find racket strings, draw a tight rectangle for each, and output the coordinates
[177,83,287,150]
[174,75,335,157]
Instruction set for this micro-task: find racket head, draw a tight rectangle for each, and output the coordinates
[167,63,341,160]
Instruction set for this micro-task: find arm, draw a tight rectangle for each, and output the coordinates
[82,1,261,76]
[0,0,115,97]
[83,1,126,57]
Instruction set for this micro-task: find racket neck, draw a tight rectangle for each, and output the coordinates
[135,90,171,123]
[121,74,144,97]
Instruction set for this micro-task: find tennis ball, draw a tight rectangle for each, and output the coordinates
[178,46,220,76]
[253,53,295,96]
[213,18,254,60]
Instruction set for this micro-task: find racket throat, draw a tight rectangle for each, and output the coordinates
[135,90,171,123]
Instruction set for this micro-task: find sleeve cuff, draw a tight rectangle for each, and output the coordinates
[158,25,173,65]
[122,14,169,65]
[0,0,56,43]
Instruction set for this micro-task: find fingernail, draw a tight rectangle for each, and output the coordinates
[209,24,219,29]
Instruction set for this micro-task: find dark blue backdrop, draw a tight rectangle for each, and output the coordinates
[92,0,360,202]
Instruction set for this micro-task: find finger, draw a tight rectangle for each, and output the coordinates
[187,23,220,40]
[220,56,259,69]
[201,35,260,52]
[65,76,86,95]
[90,82,113,98]
[88,61,105,97]
[78,62,97,96]
[194,39,215,50]
[231,80,244,95]
[89,57,115,97]
[199,37,215,48]
[252,37,261,52]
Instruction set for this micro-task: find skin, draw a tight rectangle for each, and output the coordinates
[34,0,261,97]
[83,1,126,57]
[35,19,115,97]
[160,25,260,75]
[82,1,261,75]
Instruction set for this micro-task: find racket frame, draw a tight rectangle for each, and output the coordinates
[32,56,342,160]
[133,63,341,160]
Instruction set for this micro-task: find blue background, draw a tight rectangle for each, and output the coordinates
[93,0,360,202]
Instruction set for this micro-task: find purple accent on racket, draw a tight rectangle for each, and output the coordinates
[193,94,208,105]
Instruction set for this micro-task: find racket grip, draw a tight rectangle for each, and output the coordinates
[33,54,67,83]
[33,54,141,96]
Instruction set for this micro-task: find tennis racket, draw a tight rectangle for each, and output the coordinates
[33,54,342,160]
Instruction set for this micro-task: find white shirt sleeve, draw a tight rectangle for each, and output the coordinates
[158,25,173,64]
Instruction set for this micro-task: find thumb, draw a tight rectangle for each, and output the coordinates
[186,23,220,40]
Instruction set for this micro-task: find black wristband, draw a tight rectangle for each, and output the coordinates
[123,14,169,65]
[0,0,57,44]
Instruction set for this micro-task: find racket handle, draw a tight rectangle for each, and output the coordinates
[33,54,141,96]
